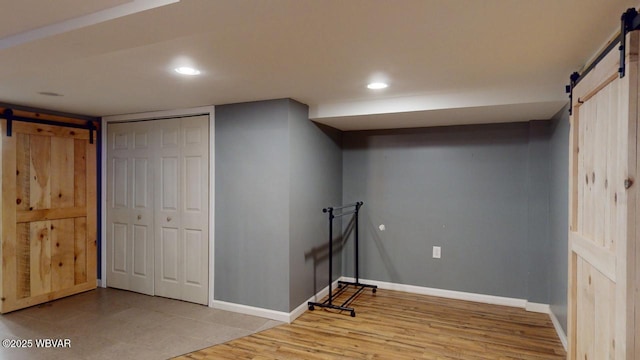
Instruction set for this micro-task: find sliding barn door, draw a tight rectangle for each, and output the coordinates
[0,121,97,313]
[107,115,209,305]
[568,32,638,359]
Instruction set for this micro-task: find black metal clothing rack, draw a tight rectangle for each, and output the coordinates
[307,201,377,317]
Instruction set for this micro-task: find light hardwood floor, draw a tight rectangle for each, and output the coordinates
[177,287,566,359]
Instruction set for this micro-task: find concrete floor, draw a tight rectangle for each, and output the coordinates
[0,288,282,359]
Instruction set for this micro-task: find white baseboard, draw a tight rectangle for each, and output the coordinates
[212,300,290,323]
[341,277,529,308]
[212,279,341,324]
[525,302,550,314]
[289,279,341,323]
[548,309,568,351]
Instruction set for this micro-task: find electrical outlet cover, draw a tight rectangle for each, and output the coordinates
[432,246,441,259]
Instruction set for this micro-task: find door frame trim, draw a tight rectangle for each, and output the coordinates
[101,106,215,306]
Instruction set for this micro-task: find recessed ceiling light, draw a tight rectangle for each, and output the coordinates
[367,82,388,90]
[174,66,201,76]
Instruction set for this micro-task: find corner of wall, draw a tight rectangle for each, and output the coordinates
[287,98,343,312]
[549,307,568,351]
[546,102,570,335]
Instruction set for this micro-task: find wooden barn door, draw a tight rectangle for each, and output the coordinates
[568,32,638,359]
[0,120,97,313]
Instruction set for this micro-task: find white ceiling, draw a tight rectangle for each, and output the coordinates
[0,0,637,130]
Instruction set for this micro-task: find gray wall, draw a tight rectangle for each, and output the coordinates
[342,122,552,302]
[525,121,551,303]
[215,98,343,312]
[215,98,569,317]
[288,100,343,311]
[215,100,291,312]
[548,105,570,332]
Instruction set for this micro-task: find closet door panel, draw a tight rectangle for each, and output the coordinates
[184,229,204,286]
[107,115,209,305]
[154,121,182,299]
[160,157,179,211]
[132,225,149,277]
[132,157,152,280]
[106,122,154,295]
[153,116,209,304]
[107,127,132,289]
[159,227,179,282]
[111,223,128,273]
[179,116,209,304]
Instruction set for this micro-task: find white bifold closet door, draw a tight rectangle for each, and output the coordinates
[106,115,209,305]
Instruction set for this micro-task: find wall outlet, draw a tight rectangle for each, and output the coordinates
[432,246,441,259]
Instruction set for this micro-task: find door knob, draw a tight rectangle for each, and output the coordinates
[137,215,142,220]
[167,217,172,222]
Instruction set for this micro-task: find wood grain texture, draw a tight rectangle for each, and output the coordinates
[74,217,87,285]
[16,207,87,223]
[16,131,32,299]
[1,120,17,308]
[74,139,86,208]
[605,79,620,252]
[85,140,97,285]
[50,137,74,208]
[1,119,96,313]
[29,135,51,210]
[620,31,638,360]
[568,31,639,360]
[16,133,30,211]
[15,223,30,299]
[50,218,75,291]
[29,221,51,296]
[576,258,595,360]
[177,289,566,360]
[570,231,616,281]
[13,122,90,140]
